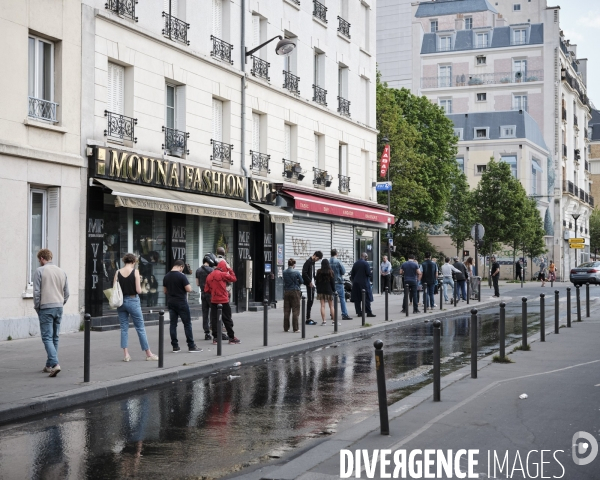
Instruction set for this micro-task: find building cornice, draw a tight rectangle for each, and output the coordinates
[0,142,85,168]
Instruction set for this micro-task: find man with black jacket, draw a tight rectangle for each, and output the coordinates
[302,251,323,325]
[195,254,217,340]
[452,257,469,301]
[421,253,438,309]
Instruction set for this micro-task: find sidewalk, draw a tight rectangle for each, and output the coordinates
[233,301,600,479]
[0,282,523,424]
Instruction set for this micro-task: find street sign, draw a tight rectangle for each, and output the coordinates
[385,231,394,238]
[569,238,584,244]
[376,182,393,192]
[570,244,585,249]
[388,238,394,245]
[471,224,485,240]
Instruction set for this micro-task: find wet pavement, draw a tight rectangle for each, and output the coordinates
[0,298,556,479]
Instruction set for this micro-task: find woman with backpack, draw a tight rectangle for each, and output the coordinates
[315,259,336,326]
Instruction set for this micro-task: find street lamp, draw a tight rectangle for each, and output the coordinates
[382,136,391,267]
[245,36,296,60]
[572,213,581,267]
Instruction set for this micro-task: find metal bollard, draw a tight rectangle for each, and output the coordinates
[301,295,306,339]
[467,279,470,305]
[374,340,390,435]
[567,287,572,328]
[84,313,91,383]
[540,294,545,342]
[576,285,582,322]
[470,309,478,379]
[440,283,443,310]
[404,285,409,317]
[263,298,268,346]
[433,320,441,401]
[586,282,590,318]
[385,287,389,321]
[499,302,506,361]
[423,283,427,313]
[521,297,528,349]
[454,282,457,308]
[158,310,164,368]
[334,292,339,333]
[362,289,367,325]
[217,304,223,356]
[555,290,560,333]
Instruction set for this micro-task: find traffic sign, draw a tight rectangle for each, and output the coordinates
[471,224,485,240]
[569,238,584,244]
[570,244,585,249]
[385,231,394,238]
[388,238,394,245]
[376,182,393,192]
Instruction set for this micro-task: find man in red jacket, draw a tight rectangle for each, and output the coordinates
[205,260,240,344]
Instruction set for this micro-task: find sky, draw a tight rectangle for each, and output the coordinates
[559,0,600,106]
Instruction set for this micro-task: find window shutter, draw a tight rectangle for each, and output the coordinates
[340,145,348,176]
[213,98,223,142]
[108,63,124,114]
[47,188,60,265]
[252,16,261,58]
[284,124,291,160]
[213,0,222,38]
[314,135,319,167]
[176,85,186,131]
[252,113,260,152]
[164,0,177,14]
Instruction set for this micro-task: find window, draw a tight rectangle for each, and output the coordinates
[165,84,186,132]
[107,62,124,115]
[339,144,348,177]
[477,93,487,102]
[338,65,348,99]
[438,65,452,87]
[476,55,487,65]
[283,34,297,75]
[475,32,489,48]
[500,125,516,138]
[431,20,438,33]
[314,50,324,87]
[454,128,463,140]
[513,59,527,81]
[314,134,324,168]
[284,124,292,160]
[532,157,542,194]
[28,35,55,121]
[439,98,452,114]
[474,128,489,139]
[363,4,370,51]
[252,14,264,59]
[513,3,521,11]
[212,98,223,142]
[439,36,452,51]
[476,164,487,174]
[513,29,526,45]
[28,188,59,285]
[457,157,464,172]
[465,17,473,30]
[501,155,517,177]
[252,112,261,152]
[513,94,528,111]
[212,0,222,38]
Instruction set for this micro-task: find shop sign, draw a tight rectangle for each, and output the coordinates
[249,179,274,203]
[92,146,246,200]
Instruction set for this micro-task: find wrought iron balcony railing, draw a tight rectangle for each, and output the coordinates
[282,159,304,182]
[313,167,332,187]
[283,71,300,94]
[312,85,327,106]
[211,139,234,166]
[162,127,189,156]
[337,96,350,117]
[28,97,58,123]
[210,35,234,64]
[313,0,327,23]
[250,150,270,174]
[421,70,543,89]
[562,108,567,121]
[251,56,270,81]
[585,160,590,172]
[337,16,350,38]
[105,0,138,21]
[574,115,579,126]
[590,195,595,207]
[162,12,190,45]
[562,144,568,157]
[104,110,137,143]
[338,174,350,193]
[580,189,585,201]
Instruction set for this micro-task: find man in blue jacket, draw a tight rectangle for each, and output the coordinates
[330,249,352,320]
[350,253,376,317]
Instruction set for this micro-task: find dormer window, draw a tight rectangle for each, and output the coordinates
[474,127,489,139]
[475,32,489,48]
[464,17,473,30]
[439,36,452,52]
[512,29,527,45]
[431,20,438,33]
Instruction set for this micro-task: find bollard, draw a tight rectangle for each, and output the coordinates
[433,320,441,401]
[301,295,306,339]
[440,283,443,310]
[470,309,478,379]
[467,279,470,305]
[374,340,390,435]
[499,302,506,361]
[84,313,91,383]
[521,297,528,349]
[385,287,389,321]
[423,283,427,313]
[158,310,164,368]
[555,290,560,333]
[362,289,367,325]
[454,282,457,308]
[404,285,409,317]
[539,294,545,342]
[586,282,590,318]
[263,298,269,346]
[217,304,223,356]
[566,287,572,328]
[334,292,339,333]
[576,285,582,322]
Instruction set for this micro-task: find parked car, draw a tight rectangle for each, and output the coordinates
[570,262,600,285]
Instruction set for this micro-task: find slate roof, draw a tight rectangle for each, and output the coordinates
[415,0,498,18]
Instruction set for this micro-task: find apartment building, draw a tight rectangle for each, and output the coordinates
[410,0,592,277]
[588,109,600,213]
[81,0,386,327]
[0,1,83,339]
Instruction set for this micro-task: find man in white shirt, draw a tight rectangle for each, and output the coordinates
[380,255,392,294]
[440,257,461,304]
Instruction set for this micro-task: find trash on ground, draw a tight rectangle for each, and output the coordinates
[227,375,240,380]
[232,362,242,367]
[519,393,528,399]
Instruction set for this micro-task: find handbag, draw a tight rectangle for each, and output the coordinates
[109,273,124,308]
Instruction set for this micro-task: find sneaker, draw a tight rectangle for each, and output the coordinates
[212,338,218,345]
[172,346,181,353]
[145,354,159,361]
[42,366,52,373]
[204,333,212,340]
[342,315,352,320]
[414,310,421,314]
[48,365,61,377]
[222,334,229,341]
[367,313,376,317]
[228,337,241,344]
[306,320,317,325]
[189,345,203,353]
[123,355,132,362]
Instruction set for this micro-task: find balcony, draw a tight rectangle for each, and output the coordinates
[580,189,585,201]
[585,160,590,172]
[575,149,581,162]
[282,159,304,183]
[104,110,137,143]
[337,16,350,38]
[585,192,589,204]
[562,108,567,122]
[337,96,350,117]
[105,0,138,21]
[312,85,327,106]
[574,115,579,127]
[338,174,350,194]
[210,36,234,64]
[313,0,327,23]
[283,71,300,94]
[162,127,189,156]
[28,97,58,123]
[162,12,190,45]
[313,167,332,188]
[211,139,233,166]
[562,144,568,158]
[250,56,270,81]
[590,195,595,207]
[421,70,543,89]
[250,150,270,175]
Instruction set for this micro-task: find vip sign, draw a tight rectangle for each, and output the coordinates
[380,144,391,178]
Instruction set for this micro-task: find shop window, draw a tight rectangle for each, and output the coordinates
[29,187,60,285]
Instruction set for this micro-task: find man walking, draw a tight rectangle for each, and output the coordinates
[282,258,303,332]
[491,255,500,297]
[195,253,217,340]
[420,253,438,309]
[330,250,352,320]
[515,259,523,281]
[33,249,69,377]
[163,260,202,352]
[452,257,469,301]
[400,254,421,313]
[302,251,323,325]
[441,257,461,304]
[380,255,392,294]
[350,253,375,317]
[205,259,241,344]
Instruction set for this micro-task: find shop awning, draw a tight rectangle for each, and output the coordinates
[96,179,260,222]
[251,203,294,224]
[283,190,394,224]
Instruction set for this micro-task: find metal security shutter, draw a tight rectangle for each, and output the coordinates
[213,98,223,142]
[107,63,124,114]
[212,0,222,38]
[285,218,331,295]
[332,223,354,268]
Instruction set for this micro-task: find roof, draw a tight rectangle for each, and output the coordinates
[415,0,498,18]
[590,109,600,141]
[447,111,549,151]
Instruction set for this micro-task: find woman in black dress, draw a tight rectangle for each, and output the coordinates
[315,259,336,326]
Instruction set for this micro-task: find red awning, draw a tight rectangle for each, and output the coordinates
[283,190,394,224]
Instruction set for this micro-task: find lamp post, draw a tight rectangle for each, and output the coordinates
[382,136,391,266]
[572,213,581,267]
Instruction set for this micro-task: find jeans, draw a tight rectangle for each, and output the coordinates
[492,275,500,296]
[442,277,454,302]
[168,302,195,348]
[424,282,436,308]
[335,283,349,316]
[117,296,150,351]
[283,290,301,331]
[201,293,211,333]
[402,280,418,312]
[456,280,467,301]
[210,302,235,338]
[38,307,62,367]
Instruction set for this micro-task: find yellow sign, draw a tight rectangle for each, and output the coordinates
[569,238,585,244]
[570,244,585,249]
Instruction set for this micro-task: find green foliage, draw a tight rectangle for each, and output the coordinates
[543,208,554,236]
[519,198,547,259]
[393,226,445,263]
[6,336,12,341]
[492,354,514,363]
[444,172,475,254]
[590,208,600,251]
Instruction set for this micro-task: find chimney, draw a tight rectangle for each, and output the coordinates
[496,13,506,27]
[455,13,464,31]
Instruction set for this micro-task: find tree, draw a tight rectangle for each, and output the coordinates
[393,226,445,263]
[590,208,600,258]
[518,198,547,260]
[444,172,475,256]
